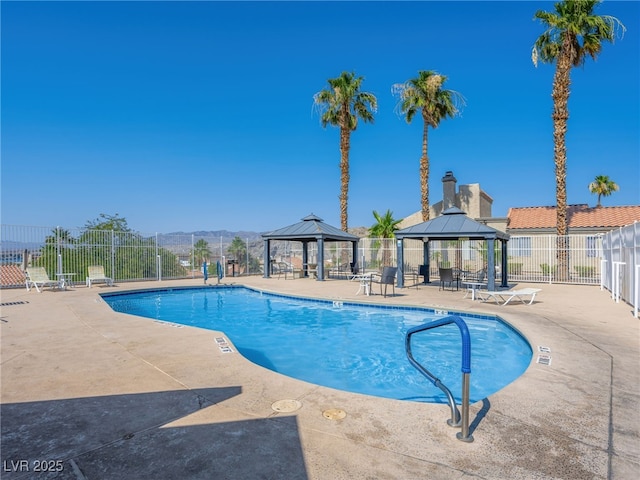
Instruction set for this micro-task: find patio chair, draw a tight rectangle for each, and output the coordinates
[438,268,457,291]
[348,262,360,280]
[86,265,114,288]
[25,267,59,292]
[373,266,397,297]
[285,264,303,279]
[461,269,487,300]
[329,263,350,279]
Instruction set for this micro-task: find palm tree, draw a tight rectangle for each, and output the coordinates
[192,239,212,267]
[532,0,625,235]
[228,236,247,270]
[392,71,464,222]
[369,210,402,267]
[314,71,377,231]
[589,175,619,207]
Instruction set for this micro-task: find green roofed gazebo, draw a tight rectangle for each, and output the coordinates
[262,214,359,281]
[395,207,510,291]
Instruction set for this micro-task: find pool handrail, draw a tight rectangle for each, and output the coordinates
[405,314,473,443]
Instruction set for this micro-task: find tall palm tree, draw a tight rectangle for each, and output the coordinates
[228,236,247,269]
[314,71,377,231]
[192,239,212,267]
[532,0,625,235]
[589,175,619,207]
[369,210,402,267]
[392,71,464,222]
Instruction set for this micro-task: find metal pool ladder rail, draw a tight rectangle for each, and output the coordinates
[405,315,473,443]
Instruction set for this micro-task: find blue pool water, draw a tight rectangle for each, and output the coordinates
[103,286,532,404]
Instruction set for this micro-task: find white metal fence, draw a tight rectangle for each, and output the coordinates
[601,222,639,316]
[1,224,636,313]
[349,236,603,286]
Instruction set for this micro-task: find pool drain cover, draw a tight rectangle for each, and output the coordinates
[322,408,346,420]
[271,399,302,413]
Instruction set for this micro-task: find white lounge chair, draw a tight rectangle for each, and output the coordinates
[25,267,59,292]
[86,265,114,288]
[478,288,541,306]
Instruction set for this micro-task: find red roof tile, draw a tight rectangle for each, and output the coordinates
[507,205,640,230]
[0,265,26,287]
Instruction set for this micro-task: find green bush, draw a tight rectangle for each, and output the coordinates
[540,263,557,276]
[509,263,523,275]
[574,266,595,277]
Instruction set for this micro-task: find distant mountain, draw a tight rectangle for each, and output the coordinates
[163,227,369,242]
[163,230,264,241]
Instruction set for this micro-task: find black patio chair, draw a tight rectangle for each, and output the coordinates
[439,267,457,291]
[374,266,397,297]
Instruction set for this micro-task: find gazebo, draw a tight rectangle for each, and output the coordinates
[262,214,359,281]
[395,207,510,291]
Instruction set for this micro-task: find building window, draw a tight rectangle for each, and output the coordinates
[586,236,600,258]
[510,237,531,257]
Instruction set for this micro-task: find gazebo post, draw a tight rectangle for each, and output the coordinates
[263,239,270,278]
[317,238,325,281]
[501,240,509,287]
[302,242,309,277]
[351,242,358,273]
[487,239,496,291]
[397,238,404,288]
[424,241,431,284]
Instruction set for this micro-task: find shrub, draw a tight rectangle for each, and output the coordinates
[509,263,523,275]
[540,263,557,276]
[574,266,595,277]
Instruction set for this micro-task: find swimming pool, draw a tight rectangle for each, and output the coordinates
[102,286,532,404]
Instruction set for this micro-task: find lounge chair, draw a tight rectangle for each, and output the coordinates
[86,265,114,288]
[373,266,397,297]
[478,288,541,306]
[25,267,59,292]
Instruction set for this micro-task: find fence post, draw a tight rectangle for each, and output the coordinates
[600,259,607,291]
[635,264,639,318]
[56,226,62,277]
[111,230,116,282]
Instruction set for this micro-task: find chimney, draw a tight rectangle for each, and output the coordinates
[442,171,457,210]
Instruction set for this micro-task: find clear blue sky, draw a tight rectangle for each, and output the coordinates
[2,1,638,234]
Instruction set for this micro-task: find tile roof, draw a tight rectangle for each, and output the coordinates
[507,204,640,230]
[0,265,26,287]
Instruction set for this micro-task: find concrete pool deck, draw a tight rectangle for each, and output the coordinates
[1,276,638,479]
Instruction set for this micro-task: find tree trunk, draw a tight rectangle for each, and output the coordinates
[552,46,572,281]
[339,126,350,232]
[421,116,430,222]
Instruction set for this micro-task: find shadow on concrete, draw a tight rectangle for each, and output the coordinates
[469,398,491,436]
[1,387,308,479]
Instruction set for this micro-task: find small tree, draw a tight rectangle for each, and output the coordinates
[85,213,131,232]
[192,239,212,267]
[369,210,401,267]
[589,175,619,207]
[228,236,247,271]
